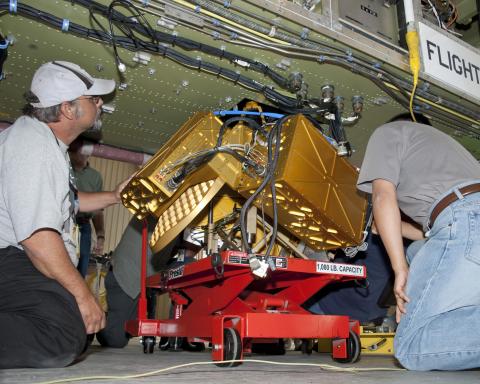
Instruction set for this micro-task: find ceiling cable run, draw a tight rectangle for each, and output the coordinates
[69,0,480,124]
[76,0,299,92]
[0,0,478,137]
[133,0,479,126]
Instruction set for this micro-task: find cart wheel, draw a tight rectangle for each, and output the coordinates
[215,328,242,367]
[332,331,361,363]
[300,339,313,355]
[142,336,156,354]
[182,338,206,352]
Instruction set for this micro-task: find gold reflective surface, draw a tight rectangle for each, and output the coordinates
[122,111,367,253]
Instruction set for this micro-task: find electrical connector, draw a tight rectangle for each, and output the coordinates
[101,104,116,114]
[157,17,177,29]
[266,257,276,272]
[351,95,364,115]
[233,59,250,68]
[133,52,152,65]
[117,62,126,73]
[336,141,352,157]
[341,115,360,124]
[321,84,335,101]
[248,256,269,278]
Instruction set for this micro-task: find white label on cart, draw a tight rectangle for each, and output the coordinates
[316,262,365,277]
[168,265,184,280]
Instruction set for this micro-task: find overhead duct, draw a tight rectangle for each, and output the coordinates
[0,124,151,165]
[78,142,151,166]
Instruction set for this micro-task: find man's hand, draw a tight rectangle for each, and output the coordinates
[114,174,134,202]
[76,294,106,334]
[78,173,135,212]
[394,268,410,323]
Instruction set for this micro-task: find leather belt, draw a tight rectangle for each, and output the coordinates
[430,183,480,226]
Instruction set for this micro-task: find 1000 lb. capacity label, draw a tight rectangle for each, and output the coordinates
[316,262,365,277]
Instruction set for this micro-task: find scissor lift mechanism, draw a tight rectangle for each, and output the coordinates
[125,223,365,365]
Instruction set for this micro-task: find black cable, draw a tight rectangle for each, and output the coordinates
[217,147,262,172]
[70,0,294,91]
[0,32,8,78]
[239,116,289,254]
[107,1,124,68]
[97,0,424,113]
[167,143,263,190]
[216,116,262,147]
[0,3,426,114]
[264,117,284,258]
[9,0,299,108]
[1,0,478,128]
[476,0,480,36]
[329,107,345,143]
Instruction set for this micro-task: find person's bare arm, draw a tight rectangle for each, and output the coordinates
[401,221,424,241]
[78,190,118,212]
[21,229,105,333]
[371,219,424,241]
[372,179,410,322]
[78,176,132,212]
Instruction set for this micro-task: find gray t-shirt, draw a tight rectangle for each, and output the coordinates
[0,116,78,264]
[113,217,177,299]
[357,121,480,228]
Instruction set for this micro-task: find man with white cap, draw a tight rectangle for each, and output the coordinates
[0,61,127,368]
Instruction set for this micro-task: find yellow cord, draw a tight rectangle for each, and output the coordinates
[382,81,480,126]
[405,27,421,122]
[171,0,289,45]
[31,358,405,384]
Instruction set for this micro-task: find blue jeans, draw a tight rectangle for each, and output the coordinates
[395,190,480,371]
[77,222,92,278]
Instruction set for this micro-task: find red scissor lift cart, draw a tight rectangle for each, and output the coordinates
[123,110,369,366]
[125,224,365,366]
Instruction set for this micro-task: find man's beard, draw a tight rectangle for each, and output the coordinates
[91,115,103,131]
[76,105,103,132]
[89,109,103,132]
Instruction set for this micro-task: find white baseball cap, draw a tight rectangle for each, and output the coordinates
[30,61,116,108]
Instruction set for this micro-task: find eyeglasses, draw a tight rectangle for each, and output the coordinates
[78,95,101,104]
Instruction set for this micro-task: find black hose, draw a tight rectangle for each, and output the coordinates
[216,116,262,147]
[239,116,288,254]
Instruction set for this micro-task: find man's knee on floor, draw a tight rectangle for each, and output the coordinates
[394,353,432,371]
[2,324,86,369]
[394,327,441,371]
[33,325,87,368]
[35,351,80,368]
[96,330,130,348]
[34,292,87,361]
